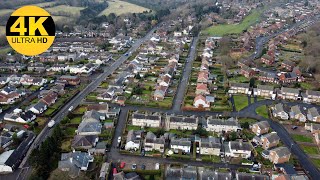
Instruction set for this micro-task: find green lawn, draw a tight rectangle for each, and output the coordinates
[70,117,82,124]
[233,95,249,111]
[301,145,319,155]
[127,125,142,131]
[203,10,261,36]
[201,155,220,163]
[300,82,315,90]
[311,159,320,169]
[44,108,56,116]
[239,118,257,125]
[292,134,313,143]
[256,105,269,118]
[99,0,150,16]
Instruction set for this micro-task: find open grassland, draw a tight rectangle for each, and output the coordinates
[45,5,85,17]
[99,0,150,16]
[203,10,261,36]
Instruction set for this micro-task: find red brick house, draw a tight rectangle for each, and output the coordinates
[241,65,255,78]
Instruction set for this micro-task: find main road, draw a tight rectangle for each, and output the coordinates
[18,25,160,170]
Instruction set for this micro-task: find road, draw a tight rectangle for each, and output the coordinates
[172,36,199,112]
[17,25,160,172]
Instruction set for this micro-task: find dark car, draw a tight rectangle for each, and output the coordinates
[141,165,146,170]
[292,126,298,130]
[141,149,145,156]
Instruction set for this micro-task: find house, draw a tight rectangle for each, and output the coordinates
[277,87,300,100]
[272,103,289,120]
[144,132,165,153]
[153,85,167,101]
[255,85,275,99]
[269,147,291,164]
[228,83,251,95]
[258,71,278,83]
[193,94,210,108]
[40,91,58,106]
[281,60,295,71]
[225,141,252,158]
[199,169,232,180]
[236,173,270,180]
[307,107,320,122]
[77,112,103,136]
[305,123,320,133]
[199,137,221,156]
[302,90,320,104]
[29,102,47,114]
[240,65,255,78]
[279,72,300,84]
[71,135,99,150]
[166,165,198,180]
[170,138,191,154]
[204,117,241,133]
[125,130,142,151]
[251,121,270,136]
[58,151,94,178]
[290,105,306,122]
[261,132,280,150]
[165,115,198,130]
[261,54,274,65]
[197,71,209,83]
[196,83,209,95]
[132,112,161,128]
[58,75,81,85]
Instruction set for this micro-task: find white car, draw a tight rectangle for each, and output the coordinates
[155,163,160,170]
[68,106,74,111]
[196,147,200,154]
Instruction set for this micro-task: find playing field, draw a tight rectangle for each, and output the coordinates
[99,0,150,16]
[45,5,85,17]
[203,10,261,36]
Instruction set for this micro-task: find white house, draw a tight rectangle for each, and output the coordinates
[204,117,241,133]
[272,103,289,120]
[194,94,210,108]
[132,112,161,128]
[200,137,221,156]
[170,138,191,154]
[125,130,142,151]
[225,141,252,158]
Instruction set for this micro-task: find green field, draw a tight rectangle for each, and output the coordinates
[311,159,320,169]
[46,5,85,17]
[233,95,248,111]
[256,105,269,118]
[301,145,319,155]
[203,10,261,36]
[99,0,150,16]
[292,134,313,143]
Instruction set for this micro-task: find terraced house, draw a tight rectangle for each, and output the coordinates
[144,132,165,153]
[165,115,198,130]
[254,85,275,99]
[302,90,320,104]
[228,83,251,95]
[131,112,161,127]
[204,117,241,133]
[277,87,300,100]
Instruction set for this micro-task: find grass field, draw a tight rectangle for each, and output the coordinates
[301,145,319,155]
[233,95,248,111]
[46,5,85,17]
[99,0,150,16]
[256,105,269,118]
[311,159,320,168]
[292,134,313,143]
[203,10,261,36]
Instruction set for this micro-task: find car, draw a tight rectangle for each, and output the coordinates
[196,147,200,154]
[125,53,129,56]
[141,149,145,156]
[68,106,74,111]
[120,162,126,169]
[113,168,117,175]
[131,164,137,170]
[155,163,160,170]
[23,124,30,129]
[141,165,146,170]
[40,87,44,90]
[292,126,298,130]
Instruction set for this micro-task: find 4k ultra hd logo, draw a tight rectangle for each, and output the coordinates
[6,6,55,56]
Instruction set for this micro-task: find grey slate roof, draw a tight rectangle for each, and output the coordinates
[230,141,252,151]
[71,135,98,148]
[262,133,280,143]
[270,147,291,157]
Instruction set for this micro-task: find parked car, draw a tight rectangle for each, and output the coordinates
[120,162,126,169]
[141,149,145,156]
[113,168,117,175]
[141,165,146,170]
[131,164,137,170]
[155,163,160,170]
[292,126,298,130]
[68,106,74,111]
[196,147,200,154]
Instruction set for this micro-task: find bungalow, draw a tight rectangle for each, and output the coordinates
[59,75,80,85]
[307,107,320,122]
[251,121,270,136]
[58,151,94,177]
[29,102,47,114]
[40,92,58,106]
[225,141,252,158]
[165,115,198,130]
[170,138,191,154]
[77,111,103,136]
[196,83,209,95]
[193,94,210,108]
[199,136,221,156]
[228,83,251,95]
[240,65,255,78]
[204,117,241,133]
[277,87,300,100]
[132,112,161,128]
[144,132,165,153]
[71,135,99,150]
[261,132,280,150]
[197,71,209,83]
[153,85,167,101]
[302,90,320,104]
[272,103,289,120]
[125,130,142,151]
[269,147,291,164]
[290,105,306,122]
[255,85,275,99]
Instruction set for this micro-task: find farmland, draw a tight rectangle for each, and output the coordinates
[99,0,150,16]
[203,10,261,36]
[45,5,85,17]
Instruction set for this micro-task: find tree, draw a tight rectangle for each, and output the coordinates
[193,126,209,137]
[183,43,189,51]
[241,122,250,129]
[229,131,237,141]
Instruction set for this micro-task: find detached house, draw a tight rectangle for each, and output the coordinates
[58,151,94,177]
[40,92,58,106]
[269,147,291,164]
[272,103,289,120]
[71,135,99,150]
[77,111,103,136]
[170,138,191,154]
[144,132,165,153]
[197,71,209,83]
[196,83,210,95]
[225,141,252,159]
[228,83,251,95]
[307,107,320,122]
[132,112,161,128]
[251,121,270,136]
[125,130,142,151]
[193,94,210,108]
[261,132,280,150]
[290,105,306,122]
[199,137,221,156]
[165,115,198,130]
[29,102,47,114]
